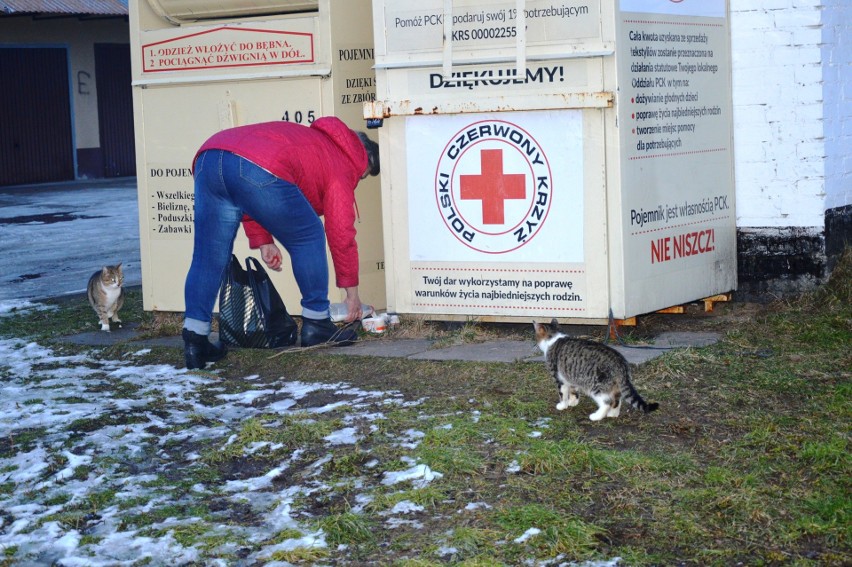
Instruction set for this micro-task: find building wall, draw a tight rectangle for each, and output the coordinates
[732,0,825,229]
[822,0,851,212]
[821,0,852,271]
[0,17,129,180]
[731,0,851,297]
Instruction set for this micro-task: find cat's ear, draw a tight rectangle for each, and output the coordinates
[101,266,109,275]
[550,318,559,328]
[116,262,122,269]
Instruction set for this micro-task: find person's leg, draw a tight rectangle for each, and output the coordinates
[183,150,241,367]
[184,150,243,332]
[225,156,330,319]
[225,156,356,346]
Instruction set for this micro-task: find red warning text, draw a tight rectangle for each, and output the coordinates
[651,228,715,264]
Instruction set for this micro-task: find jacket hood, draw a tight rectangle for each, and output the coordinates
[311,117,367,179]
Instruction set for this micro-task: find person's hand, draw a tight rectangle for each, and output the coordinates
[343,286,362,322]
[259,243,283,271]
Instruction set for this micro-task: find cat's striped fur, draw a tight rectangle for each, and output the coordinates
[87,263,124,332]
[534,319,659,421]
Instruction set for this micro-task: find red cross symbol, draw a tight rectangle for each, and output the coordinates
[459,149,526,225]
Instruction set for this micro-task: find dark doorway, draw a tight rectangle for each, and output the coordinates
[95,43,136,177]
[0,47,75,186]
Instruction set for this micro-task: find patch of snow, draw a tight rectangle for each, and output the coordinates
[384,517,423,529]
[324,426,360,445]
[437,545,458,557]
[397,428,426,449]
[223,465,287,492]
[514,527,541,543]
[387,500,424,515]
[382,464,444,488]
[0,300,57,316]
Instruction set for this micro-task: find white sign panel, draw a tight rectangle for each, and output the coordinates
[619,0,725,18]
[406,111,583,263]
[385,0,601,53]
[615,0,736,314]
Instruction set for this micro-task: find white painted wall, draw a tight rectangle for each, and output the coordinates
[822,0,851,211]
[731,0,849,228]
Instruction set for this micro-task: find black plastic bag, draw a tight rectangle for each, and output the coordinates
[218,255,298,348]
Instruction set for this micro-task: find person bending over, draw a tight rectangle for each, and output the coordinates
[181,117,380,369]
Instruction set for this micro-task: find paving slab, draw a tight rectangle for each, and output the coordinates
[409,339,540,363]
[611,344,671,365]
[653,331,721,348]
[329,339,435,358]
[59,322,144,346]
[59,324,186,350]
[523,344,670,366]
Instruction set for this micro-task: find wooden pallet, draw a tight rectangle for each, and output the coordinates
[610,293,732,339]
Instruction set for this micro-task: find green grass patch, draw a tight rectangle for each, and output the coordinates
[316,511,375,546]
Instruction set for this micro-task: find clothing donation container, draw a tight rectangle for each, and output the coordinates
[130,0,383,313]
[365,0,736,323]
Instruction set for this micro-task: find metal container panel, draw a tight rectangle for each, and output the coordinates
[369,0,735,322]
[145,0,318,23]
[131,0,384,313]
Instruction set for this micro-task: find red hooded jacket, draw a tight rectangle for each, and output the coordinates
[193,117,367,288]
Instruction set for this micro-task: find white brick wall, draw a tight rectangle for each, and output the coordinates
[822,0,851,211]
[730,0,845,228]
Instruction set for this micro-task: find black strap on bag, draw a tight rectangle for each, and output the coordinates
[218,255,298,348]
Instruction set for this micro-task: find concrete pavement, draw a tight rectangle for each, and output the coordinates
[0,177,141,304]
[60,322,719,365]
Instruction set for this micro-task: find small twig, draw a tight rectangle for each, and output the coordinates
[267,322,363,359]
[267,343,329,359]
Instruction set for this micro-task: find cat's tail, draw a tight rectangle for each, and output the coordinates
[621,380,659,414]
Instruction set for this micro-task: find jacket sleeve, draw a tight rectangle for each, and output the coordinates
[323,180,359,288]
[241,214,274,248]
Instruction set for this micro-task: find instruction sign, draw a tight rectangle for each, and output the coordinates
[145,164,195,239]
[141,21,315,74]
[616,0,735,311]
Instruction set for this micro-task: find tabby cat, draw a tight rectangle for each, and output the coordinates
[534,319,659,421]
[87,263,125,332]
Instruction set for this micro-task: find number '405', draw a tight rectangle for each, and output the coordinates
[281,110,316,124]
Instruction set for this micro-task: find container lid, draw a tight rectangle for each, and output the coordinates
[146,0,318,23]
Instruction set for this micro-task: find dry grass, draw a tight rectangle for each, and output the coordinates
[135,310,185,338]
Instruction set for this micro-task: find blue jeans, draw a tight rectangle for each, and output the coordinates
[184,150,330,335]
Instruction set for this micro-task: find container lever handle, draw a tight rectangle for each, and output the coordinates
[442,0,453,79]
[516,0,526,76]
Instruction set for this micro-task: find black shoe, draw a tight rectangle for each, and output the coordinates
[183,329,228,369]
[300,317,358,347]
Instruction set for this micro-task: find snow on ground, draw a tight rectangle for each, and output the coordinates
[0,327,622,565]
[0,299,58,317]
[0,336,431,564]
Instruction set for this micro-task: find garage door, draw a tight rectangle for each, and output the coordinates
[0,47,74,186]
